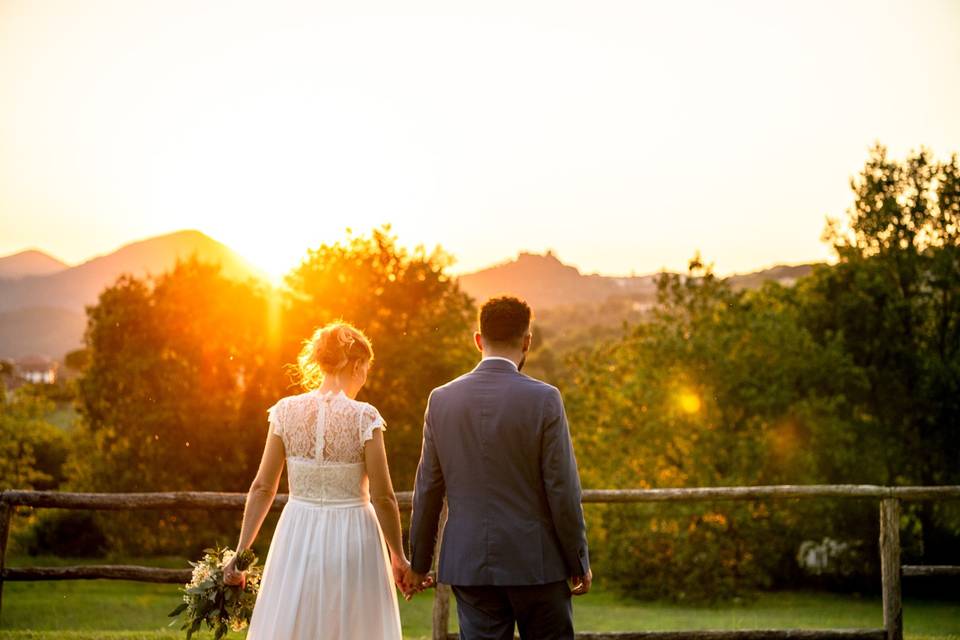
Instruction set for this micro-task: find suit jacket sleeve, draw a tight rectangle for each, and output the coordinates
[410,390,446,575]
[541,387,590,576]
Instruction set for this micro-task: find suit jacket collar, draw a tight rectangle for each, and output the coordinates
[473,357,520,373]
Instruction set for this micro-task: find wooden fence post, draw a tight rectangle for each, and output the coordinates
[433,583,452,640]
[432,501,450,640]
[880,498,903,640]
[0,495,11,621]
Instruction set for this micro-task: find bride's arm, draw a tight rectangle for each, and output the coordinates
[235,427,286,552]
[365,429,409,571]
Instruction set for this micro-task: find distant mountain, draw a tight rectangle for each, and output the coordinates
[0,249,68,279]
[727,263,817,290]
[0,230,267,315]
[0,307,86,360]
[0,230,268,360]
[459,253,823,382]
[0,234,821,361]
[458,251,660,310]
[458,252,819,310]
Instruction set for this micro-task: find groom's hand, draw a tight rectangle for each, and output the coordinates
[570,568,592,596]
[404,569,424,600]
[403,570,435,600]
[405,570,427,600]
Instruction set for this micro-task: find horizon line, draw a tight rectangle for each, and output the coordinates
[0,227,835,281]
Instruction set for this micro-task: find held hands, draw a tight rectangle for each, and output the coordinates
[391,555,435,600]
[401,569,435,601]
[569,568,593,596]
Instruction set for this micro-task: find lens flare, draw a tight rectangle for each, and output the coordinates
[678,391,701,414]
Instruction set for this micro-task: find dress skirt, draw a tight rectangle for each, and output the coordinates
[246,497,402,639]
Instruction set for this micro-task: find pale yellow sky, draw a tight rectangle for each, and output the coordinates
[1,0,959,278]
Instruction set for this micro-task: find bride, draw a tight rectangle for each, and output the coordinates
[223,322,410,638]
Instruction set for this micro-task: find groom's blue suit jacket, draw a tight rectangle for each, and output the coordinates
[410,358,590,586]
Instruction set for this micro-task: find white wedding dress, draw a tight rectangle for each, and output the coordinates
[246,389,402,639]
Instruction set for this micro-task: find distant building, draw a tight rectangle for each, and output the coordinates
[13,355,59,385]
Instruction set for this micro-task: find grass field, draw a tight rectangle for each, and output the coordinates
[1,576,958,640]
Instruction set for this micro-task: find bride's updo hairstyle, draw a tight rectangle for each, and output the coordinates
[296,322,374,389]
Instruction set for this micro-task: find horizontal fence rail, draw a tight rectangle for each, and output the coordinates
[4,484,960,511]
[5,565,191,583]
[1,485,958,640]
[443,632,890,640]
[901,565,960,577]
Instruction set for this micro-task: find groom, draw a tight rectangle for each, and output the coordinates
[408,296,591,640]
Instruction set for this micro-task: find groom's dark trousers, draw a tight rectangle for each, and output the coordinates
[453,581,574,640]
[410,358,590,640]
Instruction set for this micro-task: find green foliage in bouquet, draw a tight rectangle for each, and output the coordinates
[168,546,261,639]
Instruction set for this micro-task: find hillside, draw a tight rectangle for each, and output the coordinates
[457,252,817,310]
[0,249,68,278]
[0,306,86,360]
[458,251,659,310]
[0,230,268,360]
[0,230,267,315]
[727,263,817,290]
[464,254,822,383]
[0,235,821,361]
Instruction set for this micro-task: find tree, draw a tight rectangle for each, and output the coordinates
[561,146,960,598]
[71,258,282,553]
[800,144,960,562]
[564,256,868,600]
[69,229,475,554]
[64,348,89,372]
[0,385,69,491]
[282,226,476,488]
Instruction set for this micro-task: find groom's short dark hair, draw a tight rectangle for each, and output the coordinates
[479,296,533,347]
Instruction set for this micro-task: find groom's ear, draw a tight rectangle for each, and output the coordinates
[474,332,484,353]
[522,331,532,353]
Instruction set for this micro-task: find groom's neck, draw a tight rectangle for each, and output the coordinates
[481,348,522,366]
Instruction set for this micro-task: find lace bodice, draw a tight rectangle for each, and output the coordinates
[267,390,385,503]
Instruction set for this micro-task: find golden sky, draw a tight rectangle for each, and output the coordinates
[2,0,959,279]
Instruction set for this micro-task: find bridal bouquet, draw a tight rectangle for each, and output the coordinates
[168,546,262,639]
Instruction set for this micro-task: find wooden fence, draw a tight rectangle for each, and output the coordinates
[1,485,958,640]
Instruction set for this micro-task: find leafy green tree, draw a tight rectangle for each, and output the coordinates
[282,226,476,488]
[64,348,89,372]
[0,386,69,491]
[71,258,281,553]
[563,145,960,599]
[799,144,960,562]
[565,257,867,600]
[69,229,474,554]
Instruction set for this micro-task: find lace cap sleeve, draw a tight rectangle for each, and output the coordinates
[360,403,387,443]
[267,398,285,437]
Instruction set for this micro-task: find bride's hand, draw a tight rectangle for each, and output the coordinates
[390,555,411,595]
[223,555,245,589]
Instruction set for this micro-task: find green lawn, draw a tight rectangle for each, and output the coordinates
[1,577,957,639]
[0,577,435,638]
